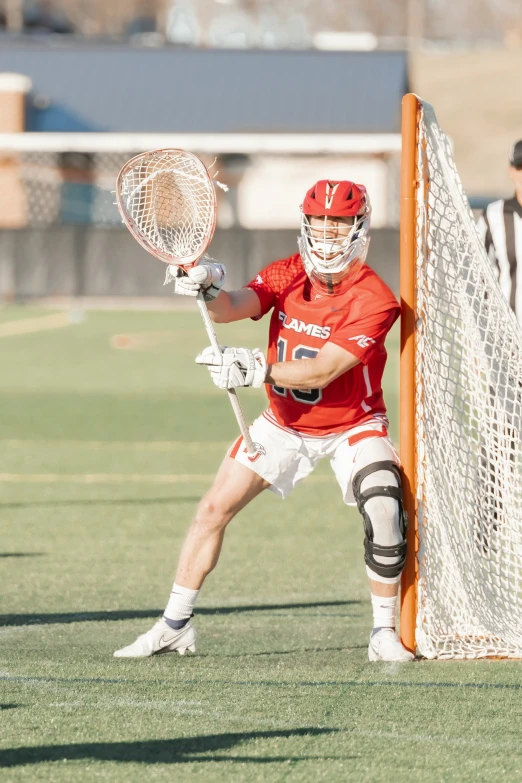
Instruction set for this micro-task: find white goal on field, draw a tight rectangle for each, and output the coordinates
[400,94,522,659]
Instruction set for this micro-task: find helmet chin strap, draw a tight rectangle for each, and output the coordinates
[309,238,347,260]
[297,233,369,297]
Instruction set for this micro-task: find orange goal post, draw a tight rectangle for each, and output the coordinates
[399,94,522,659]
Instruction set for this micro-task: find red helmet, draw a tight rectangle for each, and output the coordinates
[302,180,368,218]
[299,180,371,294]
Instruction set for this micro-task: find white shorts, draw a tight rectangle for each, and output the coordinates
[229,410,400,505]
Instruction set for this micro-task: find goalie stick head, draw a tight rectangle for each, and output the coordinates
[116,148,217,268]
[299,180,371,295]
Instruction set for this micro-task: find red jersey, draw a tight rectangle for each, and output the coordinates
[246,253,400,435]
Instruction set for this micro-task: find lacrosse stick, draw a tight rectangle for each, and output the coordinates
[115,148,257,457]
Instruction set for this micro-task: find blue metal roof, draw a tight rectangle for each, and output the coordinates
[0,45,408,134]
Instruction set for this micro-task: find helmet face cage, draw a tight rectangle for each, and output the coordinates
[301,211,365,267]
[299,180,371,294]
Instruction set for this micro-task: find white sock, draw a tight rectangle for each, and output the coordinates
[371,593,397,633]
[164,583,199,623]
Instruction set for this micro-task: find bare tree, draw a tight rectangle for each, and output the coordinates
[19,0,168,37]
[2,0,521,43]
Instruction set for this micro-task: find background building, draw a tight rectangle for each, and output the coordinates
[0,43,407,300]
[0,0,520,301]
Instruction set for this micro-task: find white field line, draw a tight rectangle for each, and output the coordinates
[36,698,522,752]
[0,472,333,484]
[0,312,74,338]
[47,698,299,727]
[0,473,213,484]
[3,296,199,311]
[0,439,229,451]
[5,672,522,751]
[342,728,522,753]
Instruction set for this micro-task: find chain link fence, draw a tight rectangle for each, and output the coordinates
[16,150,127,226]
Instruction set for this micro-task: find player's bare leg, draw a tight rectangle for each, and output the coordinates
[174,456,270,589]
[114,456,269,658]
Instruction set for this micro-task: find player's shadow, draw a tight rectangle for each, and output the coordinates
[0,497,199,510]
[0,729,347,768]
[0,600,360,627]
[0,704,22,711]
[0,553,44,558]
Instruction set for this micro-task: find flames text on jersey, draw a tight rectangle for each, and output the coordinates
[278,311,331,340]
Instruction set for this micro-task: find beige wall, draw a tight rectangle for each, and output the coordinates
[0,72,31,228]
[0,90,24,133]
[231,156,391,230]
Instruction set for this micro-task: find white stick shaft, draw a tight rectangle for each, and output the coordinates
[196,294,257,457]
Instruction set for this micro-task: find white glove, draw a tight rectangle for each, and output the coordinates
[164,258,226,302]
[195,345,267,389]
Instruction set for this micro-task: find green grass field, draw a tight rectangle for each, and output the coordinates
[1,306,521,782]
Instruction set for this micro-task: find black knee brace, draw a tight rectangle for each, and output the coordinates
[352,460,409,580]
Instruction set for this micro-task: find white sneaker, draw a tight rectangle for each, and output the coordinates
[114,619,196,659]
[368,628,415,662]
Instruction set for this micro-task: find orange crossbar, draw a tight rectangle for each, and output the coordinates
[399,93,419,654]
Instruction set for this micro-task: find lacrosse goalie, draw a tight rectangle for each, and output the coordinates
[114,179,413,662]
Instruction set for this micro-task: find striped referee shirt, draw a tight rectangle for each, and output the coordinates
[477,196,522,325]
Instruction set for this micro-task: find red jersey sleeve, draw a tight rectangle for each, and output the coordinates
[329,303,400,364]
[245,254,303,320]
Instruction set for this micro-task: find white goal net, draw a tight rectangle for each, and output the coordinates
[413,100,522,659]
